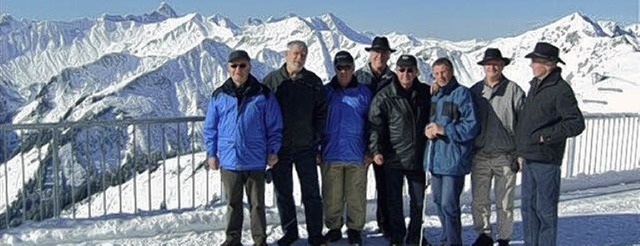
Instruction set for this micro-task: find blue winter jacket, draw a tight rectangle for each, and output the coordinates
[322,76,372,164]
[203,75,283,171]
[424,77,479,176]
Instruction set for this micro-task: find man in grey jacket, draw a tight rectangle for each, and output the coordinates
[469,48,525,246]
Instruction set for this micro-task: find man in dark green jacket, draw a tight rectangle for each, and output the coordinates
[516,42,585,246]
[262,40,327,246]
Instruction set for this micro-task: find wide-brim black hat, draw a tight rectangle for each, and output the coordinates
[524,42,565,64]
[364,36,397,52]
[477,48,511,66]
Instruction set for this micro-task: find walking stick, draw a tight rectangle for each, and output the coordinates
[419,140,433,246]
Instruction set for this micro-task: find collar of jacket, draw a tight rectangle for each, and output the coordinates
[220,75,262,98]
[482,75,510,97]
[438,76,461,96]
[530,67,562,93]
[278,63,311,82]
[363,62,395,80]
[329,75,358,89]
[391,77,419,97]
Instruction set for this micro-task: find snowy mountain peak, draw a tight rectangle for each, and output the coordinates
[266,13,302,23]
[209,14,239,30]
[245,17,263,26]
[100,2,178,23]
[155,2,178,19]
[547,12,608,37]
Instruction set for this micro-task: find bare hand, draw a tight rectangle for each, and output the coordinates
[267,154,278,167]
[373,153,384,165]
[208,156,219,170]
[430,83,440,95]
[425,123,444,139]
[517,157,524,170]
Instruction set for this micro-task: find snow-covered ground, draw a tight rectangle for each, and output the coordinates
[2,168,639,245]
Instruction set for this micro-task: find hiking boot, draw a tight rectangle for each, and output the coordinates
[472,233,494,246]
[323,229,342,242]
[309,236,327,246]
[277,233,299,246]
[347,229,362,244]
[497,239,510,246]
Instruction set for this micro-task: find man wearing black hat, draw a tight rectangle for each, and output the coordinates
[368,54,431,246]
[320,51,372,245]
[516,42,585,246]
[263,40,327,246]
[424,57,479,246]
[355,36,397,237]
[204,50,283,246]
[469,48,525,246]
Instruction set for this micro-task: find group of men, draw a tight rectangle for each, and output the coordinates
[203,36,585,246]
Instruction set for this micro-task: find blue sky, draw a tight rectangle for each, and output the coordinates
[1,0,638,41]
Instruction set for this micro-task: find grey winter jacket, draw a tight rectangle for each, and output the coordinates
[470,77,525,156]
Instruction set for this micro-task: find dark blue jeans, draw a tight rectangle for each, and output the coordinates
[521,161,561,246]
[431,174,465,245]
[385,166,426,244]
[272,149,323,241]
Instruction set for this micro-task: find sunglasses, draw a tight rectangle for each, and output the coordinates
[230,63,248,69]
[397,67,415,73]
[335,65,352,71]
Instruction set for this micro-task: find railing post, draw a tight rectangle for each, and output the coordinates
[566,137,576,178]
[51,127,61,218]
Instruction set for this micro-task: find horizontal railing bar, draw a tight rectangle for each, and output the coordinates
[0,117,205,130]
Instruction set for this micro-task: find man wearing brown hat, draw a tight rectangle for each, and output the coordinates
[355,36,397,237]
[516,42,585,246]
[368,54,431,246]
[469,48,525,246]
[204,50,283,246]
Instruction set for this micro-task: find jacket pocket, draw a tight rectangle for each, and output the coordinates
[442,101,460,122]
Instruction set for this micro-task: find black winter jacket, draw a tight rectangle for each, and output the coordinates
[368,79,431,170]
[515,67,585,165]
[263,64,327,153]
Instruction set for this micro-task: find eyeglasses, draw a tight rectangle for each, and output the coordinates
[397,68,415,73]
[335,65,352,71]
[230,63,248,69]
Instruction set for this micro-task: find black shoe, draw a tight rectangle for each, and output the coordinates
[472,233,494,246]
[323,229,342,242]
[221,240,241,246]
[277,234,300,246]
[309,236,327,246]
[497,239,510,246]
[347,229,362,244]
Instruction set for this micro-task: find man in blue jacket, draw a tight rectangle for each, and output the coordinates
[321,51,372,245]
[425,57,479,246]
[203,50,283,246]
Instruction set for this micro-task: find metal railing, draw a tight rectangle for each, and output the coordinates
[562,113,640,178]
[0,117,207,229]
[1,113,639,230]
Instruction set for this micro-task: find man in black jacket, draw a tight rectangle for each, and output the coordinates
[263,40,327,246]
[515,42,585,246]
[368,54,431,246]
